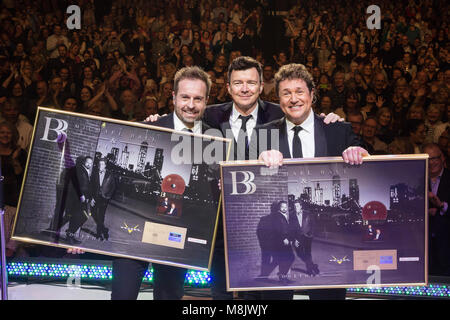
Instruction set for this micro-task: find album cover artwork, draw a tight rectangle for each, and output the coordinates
[12,108,230,271]
[221,156,428,290]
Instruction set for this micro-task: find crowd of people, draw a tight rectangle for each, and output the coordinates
[0,0,449,276]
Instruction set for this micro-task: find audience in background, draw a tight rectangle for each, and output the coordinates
[0,0,448,275]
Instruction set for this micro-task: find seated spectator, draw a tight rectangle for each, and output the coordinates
[0,98,33,151]
[425,104,445,143]
[361,117,388,154]
[376,107,396,145]
[26,80,53,121]
[388,119,427,154]
[45,44,75,81]
[46,25,70,59]
[407,105,426,121]
[0,120,27,206]
[328,71,347,110]
[422,143,450,276]
[61,96,79,113]
[335,89,361,120]
[347,111,364,137]
[47,76,65,109]
[433,105,450,145]
[260,64,276,103]
[142,97,159,118]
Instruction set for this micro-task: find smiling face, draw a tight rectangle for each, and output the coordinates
[173,78,208,128]
[80,87,91,101]
[0,125,13,145]
[83,157,93,170]
[279,202,288,214]
[278,78,314,125]
[425,145,445,177]
[378,111,392,127]
[227,68,263,114]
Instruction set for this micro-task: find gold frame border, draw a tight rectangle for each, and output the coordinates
[219,154,429,291]
[11,107,232,272]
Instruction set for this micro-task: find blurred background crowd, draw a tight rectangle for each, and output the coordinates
[0,0,448,274]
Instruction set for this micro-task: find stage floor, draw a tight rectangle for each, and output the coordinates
[6,282,383,300]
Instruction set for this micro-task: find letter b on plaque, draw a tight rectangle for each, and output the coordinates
[230,171,257,195]
[41,117,69,142]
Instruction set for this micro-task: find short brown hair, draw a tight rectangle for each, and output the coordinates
[227,56,263,83]
[274,63,316,97]
[173,66,212,97]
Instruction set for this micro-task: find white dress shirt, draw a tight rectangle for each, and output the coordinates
[173,112,202,134]
[229,103,259,142]
[286,109,315,158]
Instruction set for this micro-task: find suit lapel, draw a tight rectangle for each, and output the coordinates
[277,118,291,159]
[313,114,328,157]
[219,102,233,135]
[257,99,267,125]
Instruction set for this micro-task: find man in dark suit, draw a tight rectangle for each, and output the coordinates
[65,156,93,244]
[423,143,450,276]
[257,63,369,300]
[165,203,178,216]
[290,200,319,276]
[91,158,117,241]
[272,201,295,284]
[256,204,277,279]
[201,56,343,300]
[111,66,219,300]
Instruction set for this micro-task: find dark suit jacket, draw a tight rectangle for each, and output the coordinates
[76,165,92,199]
[256,214,275,252]
[289,211,313,239]
[91,170,117,200]
[434,169,450,212]
[271,211,292,251]
[166,207,178,215]
[203,99,284,160]
[429,168,450,239]
[253,114,361,158]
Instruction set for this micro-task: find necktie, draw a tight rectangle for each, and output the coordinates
[237,114,252,159]
[292,126,303,158]
[183,128,193,133]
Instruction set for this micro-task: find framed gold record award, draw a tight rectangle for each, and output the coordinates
[12,107,231,271]
[220,156,428,291]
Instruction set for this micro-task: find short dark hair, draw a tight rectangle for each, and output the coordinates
[278,200,288,208]
[227,56,263,83]
[406,119,425,135]
[173,66,212,97]
[274,63,316,96]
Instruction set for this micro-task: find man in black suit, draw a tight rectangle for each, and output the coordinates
[111,66,218,300]
[165,203,178,216]
[290,200,319,276]
[66,156,93,244]
[91,158,117,241]
[423,143,450,276]
[257,63,369,300]
[272,201,295,285]
[256,203,277,279]
[201,56,343,299]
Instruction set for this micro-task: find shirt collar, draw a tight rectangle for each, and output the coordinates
[173,112,202,134]
[230,102,259,123]
[285,109,314,133]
